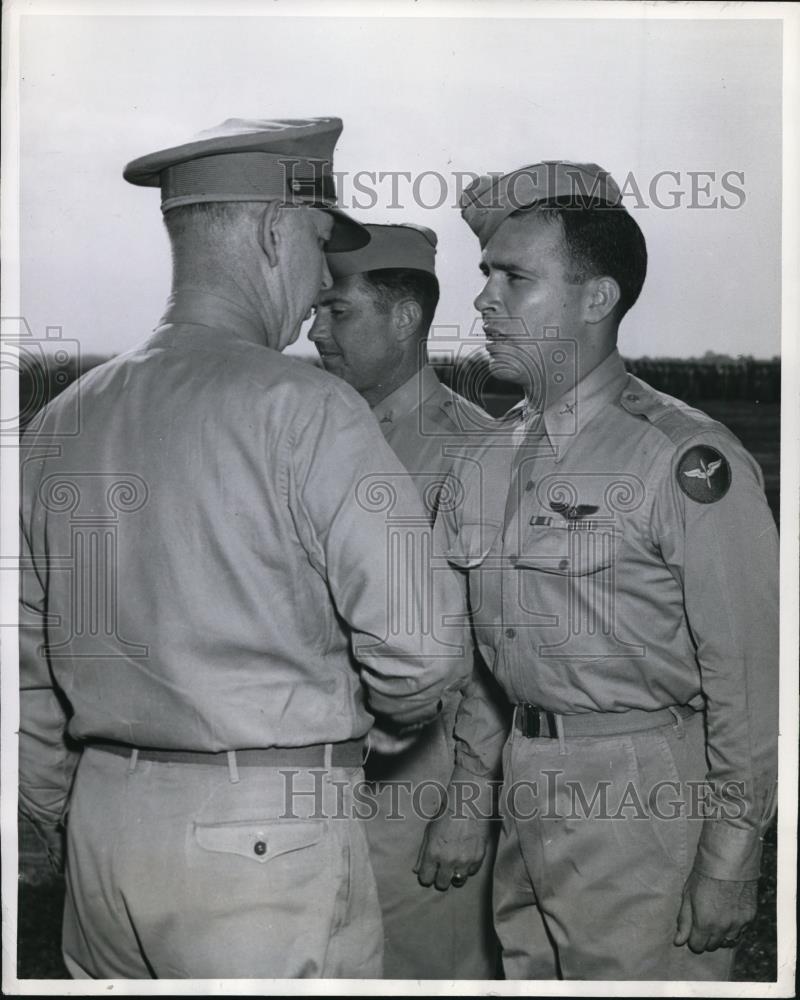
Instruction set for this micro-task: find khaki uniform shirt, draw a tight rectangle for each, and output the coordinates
[374,365,508,780]
[438,349,778,879]
[19,290,469,830]
[373,365,487,483]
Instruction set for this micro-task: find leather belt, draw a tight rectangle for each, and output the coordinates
[88,737,367,768]
[513,703,697,739]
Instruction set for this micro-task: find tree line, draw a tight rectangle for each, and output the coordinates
[17,351,780,432]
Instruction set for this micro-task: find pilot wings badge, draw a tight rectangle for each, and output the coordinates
[677,445,731,504]
[548,501,600,530]
[550,501,599,519]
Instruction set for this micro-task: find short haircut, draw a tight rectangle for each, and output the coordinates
[510,197,648,320]
[162,201,264,245]
[359,269,440,335]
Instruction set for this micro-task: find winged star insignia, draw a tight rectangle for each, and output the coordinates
[677,445,731,504]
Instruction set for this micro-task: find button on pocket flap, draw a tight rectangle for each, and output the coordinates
[444,520,502,568]
[514,525,620,576]
[194,818,326,864]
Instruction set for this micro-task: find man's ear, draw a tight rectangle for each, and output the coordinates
[392,298,423,343]
[584,276,621,325]
[257,201,283,268]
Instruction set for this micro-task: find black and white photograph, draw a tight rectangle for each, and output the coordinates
[1,0,797,994]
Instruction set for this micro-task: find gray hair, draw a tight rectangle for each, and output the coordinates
[162,201,267,245]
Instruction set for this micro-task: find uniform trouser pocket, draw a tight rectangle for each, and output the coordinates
[63,752,383,979]
[192,817,326,864]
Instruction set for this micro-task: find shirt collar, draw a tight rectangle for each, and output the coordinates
[157,287,267,346]
[506,349,628,460]
[372,365,442,426]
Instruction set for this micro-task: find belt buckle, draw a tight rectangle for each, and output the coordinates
[519,703,541,738]
[518,704,559,739]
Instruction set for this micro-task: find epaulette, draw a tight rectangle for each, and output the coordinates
[617,375,722,448]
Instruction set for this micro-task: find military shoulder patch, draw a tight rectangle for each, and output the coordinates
[677,445,731,504]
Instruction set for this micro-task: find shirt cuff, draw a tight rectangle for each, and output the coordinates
[19,796,66,833]
[693,820,764,881]
[370,693,443,728]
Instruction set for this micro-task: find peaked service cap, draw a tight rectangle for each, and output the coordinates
[123,117,369,251]
[460,160,622,248]
[327,223,437,280]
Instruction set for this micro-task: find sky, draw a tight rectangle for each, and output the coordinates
[16,8,783,361]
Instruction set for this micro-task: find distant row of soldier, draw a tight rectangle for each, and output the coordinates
[18,353,781,432]
[623,358,781,404]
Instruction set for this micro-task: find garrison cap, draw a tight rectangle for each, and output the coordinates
[123,117,369,251]
[327,223,437,279]
[460,161,622,248]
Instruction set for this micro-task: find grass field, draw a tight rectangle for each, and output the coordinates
[15,399,781,982]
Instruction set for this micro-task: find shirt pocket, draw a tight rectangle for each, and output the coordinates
[514,522,622,577]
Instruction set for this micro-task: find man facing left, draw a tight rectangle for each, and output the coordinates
[18,118,469,979]
[309,224,507,980]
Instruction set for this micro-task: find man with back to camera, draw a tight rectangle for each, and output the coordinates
[308,223,508,979]
[18,118,470,979]
[433,161,778,980]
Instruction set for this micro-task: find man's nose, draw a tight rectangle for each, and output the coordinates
[474,278,494,314]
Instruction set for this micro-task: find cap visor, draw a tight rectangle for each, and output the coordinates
[322,208,371,252]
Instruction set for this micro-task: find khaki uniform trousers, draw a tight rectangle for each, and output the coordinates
[494,710,736,980]
[62,746,382,979]
[365,715,499,979]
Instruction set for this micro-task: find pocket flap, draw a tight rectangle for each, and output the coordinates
[514,524,620,576]
[193,818,326,864]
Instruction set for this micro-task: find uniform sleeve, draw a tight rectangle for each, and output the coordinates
[424,456,507,797]
[427,449,510,780]
[287,386,470,726]
[451,644,510,781]
[19,450,80,832]
[652,429,778,881]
